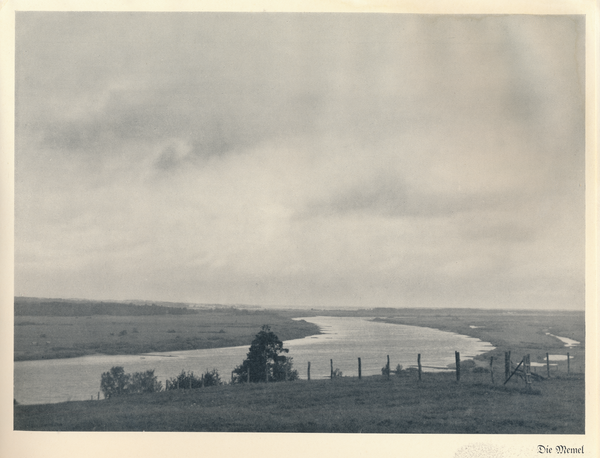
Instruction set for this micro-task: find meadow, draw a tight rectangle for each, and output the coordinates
[13,301,585,433]
[14,370,584,433]
[14,306,320,361]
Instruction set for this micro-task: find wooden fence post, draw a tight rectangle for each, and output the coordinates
[455,351,460,382]
[567,352,570,375]
[525,354,532,390]
[358,357,362,379]
[504,351,511,383]
[247,367,250,383]
[490,356,494,384]
[417,354,422,381]
[387,355,390,380]
[97,391,100,400]
[546,352,550,379]
[307,361,311,381]
[330,359,333,380]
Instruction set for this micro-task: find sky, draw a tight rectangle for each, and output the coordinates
[14,13,585,310]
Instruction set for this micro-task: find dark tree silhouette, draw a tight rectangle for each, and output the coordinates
[232,325,298,383]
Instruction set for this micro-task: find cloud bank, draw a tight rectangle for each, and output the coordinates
[15,13,585,309]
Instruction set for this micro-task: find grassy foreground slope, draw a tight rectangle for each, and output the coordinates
[14,371,584,433]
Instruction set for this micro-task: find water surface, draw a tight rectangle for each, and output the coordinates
[14,316,493,405]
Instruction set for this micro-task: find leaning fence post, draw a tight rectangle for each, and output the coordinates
[567,352,570,375]
[307,361,311,381]
[546,352,550,378]
[417,354,422,381]
[330,359,333,380]
[490,356,494,384]
[358,357,362,379]
[455,351,461,382]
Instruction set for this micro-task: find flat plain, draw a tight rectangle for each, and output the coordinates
[14,305,320,361]
[14,301,585,433]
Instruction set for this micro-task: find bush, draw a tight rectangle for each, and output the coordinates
[202,368,222,387]
[332,368,343,378]
[129,370,162,394]
[100,366,162,398]
[100,366,131,398]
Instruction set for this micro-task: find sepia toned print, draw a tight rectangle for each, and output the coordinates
[2,3,597,458]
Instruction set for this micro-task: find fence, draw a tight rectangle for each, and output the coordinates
[306,350,577,386]
[90,350,577,400]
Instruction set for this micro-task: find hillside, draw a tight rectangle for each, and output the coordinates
[14,371,584,433]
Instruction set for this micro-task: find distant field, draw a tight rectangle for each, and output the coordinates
[14,371,585,433]
[368,308,585,372]
[14,305,320,361]
[14,301,584,372]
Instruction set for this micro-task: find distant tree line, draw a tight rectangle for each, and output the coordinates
[15,301,198,317]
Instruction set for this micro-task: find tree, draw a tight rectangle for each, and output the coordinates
[100,366,162,398]
[129,369,162,394]
[100,366,131,398]
[232,325,298,383]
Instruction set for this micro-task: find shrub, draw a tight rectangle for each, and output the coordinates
[129,370,163,394]
[100,366,162,398]
[332,368,343,378]
[201,369,222,387]
[165,369,222,390]
[100,366,131,398]
[166,370,199,390]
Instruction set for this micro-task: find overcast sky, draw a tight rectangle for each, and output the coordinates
[14,13,585,310]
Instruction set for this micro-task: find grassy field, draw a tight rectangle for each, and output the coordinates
[13,304,585,433]
[14,308,320,361]
[14,370,584,433]
[367,308,585,373]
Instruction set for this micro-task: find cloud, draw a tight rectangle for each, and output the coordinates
[14,13,585,309]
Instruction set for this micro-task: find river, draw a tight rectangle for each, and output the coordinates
[14,316,494,405]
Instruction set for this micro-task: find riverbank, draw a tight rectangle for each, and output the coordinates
[367,308,584,373]
[14,371,585,433]
[15,305,584,373]
[14,307,321,361]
